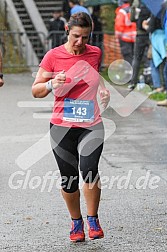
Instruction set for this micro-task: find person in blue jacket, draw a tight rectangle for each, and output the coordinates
[68,0,90,16]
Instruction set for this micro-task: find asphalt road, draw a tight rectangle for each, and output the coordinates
[0,73,167,251]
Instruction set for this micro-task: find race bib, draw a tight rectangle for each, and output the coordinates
[63,98,94,122]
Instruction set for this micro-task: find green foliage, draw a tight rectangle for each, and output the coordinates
[149,92,166,101]
[101,4,117,31]
[3,33,29,73]
[101,67,167,102]
[100,67,111,82]
[0,11,29,73]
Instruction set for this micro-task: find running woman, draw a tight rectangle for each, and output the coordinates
[32,12,110,242]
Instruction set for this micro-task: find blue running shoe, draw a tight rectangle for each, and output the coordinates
[70,219,85,242]
[87,216,104,240]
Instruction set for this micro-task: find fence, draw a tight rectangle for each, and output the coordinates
[0,30,122,69]
[0,30,47,69]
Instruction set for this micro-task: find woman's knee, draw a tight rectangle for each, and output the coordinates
[81,169,100,184]
[61,175,79,193]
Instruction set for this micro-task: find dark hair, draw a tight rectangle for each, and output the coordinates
[69,0,80,4]
[68,12,92,31]
[53,9,62,13]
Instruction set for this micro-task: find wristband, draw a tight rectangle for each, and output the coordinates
[45,79,53,91]
[0,73,3,79]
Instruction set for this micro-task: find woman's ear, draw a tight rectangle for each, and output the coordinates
[65,25,69,35]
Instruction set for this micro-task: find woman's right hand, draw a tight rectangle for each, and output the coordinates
[52,70,66,89]
[0,77,4,87]
[32,68,66,98]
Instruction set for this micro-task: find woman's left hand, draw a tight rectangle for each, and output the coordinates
[99,89,110,109]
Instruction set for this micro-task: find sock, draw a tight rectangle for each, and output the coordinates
[72,216,82,221]
[87,214,98,219]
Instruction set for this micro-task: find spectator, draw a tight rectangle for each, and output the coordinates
[68,0,90,16]
[143,15,166,94]
[128,0,151,90]
[47,10,65,48]
[157,65,167,106]
[63,0,71,21]
[115,0,136,65]
[0,49,4,87]
[157,0,167,106]
[161,0,167,39]
[149,56,164,94]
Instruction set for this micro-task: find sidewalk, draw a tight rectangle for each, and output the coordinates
[0,73,167,252]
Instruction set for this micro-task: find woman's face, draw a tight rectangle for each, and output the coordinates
[68,26,91,52]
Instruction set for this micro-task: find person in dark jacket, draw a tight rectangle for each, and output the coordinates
[63,0,71,21]
[128,0,151,90]
[157,0,167,106]
[91,7,103,50]
[47,10,65,48]
[0,49,4,87]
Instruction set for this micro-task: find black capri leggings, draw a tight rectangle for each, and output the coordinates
[50,122,104,193]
